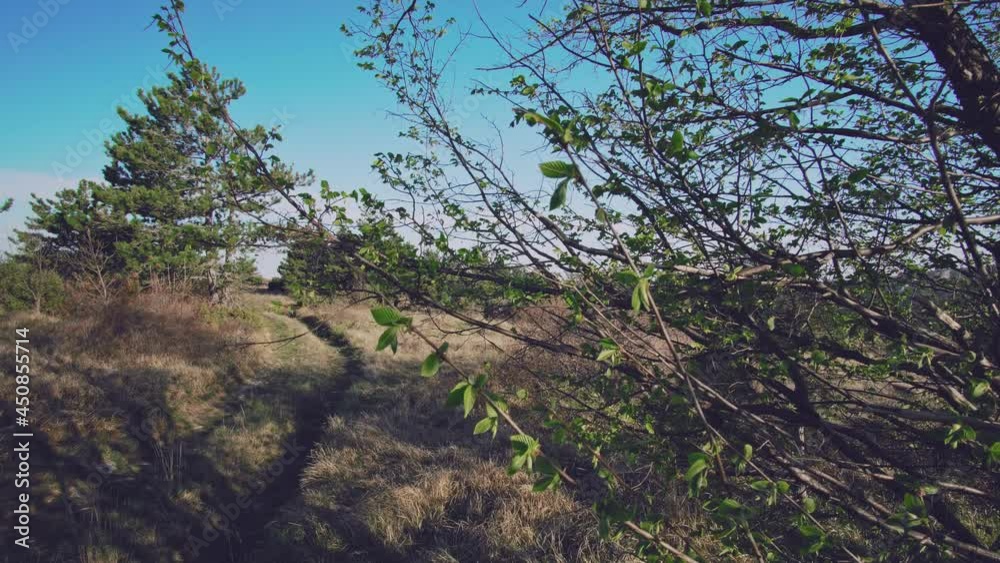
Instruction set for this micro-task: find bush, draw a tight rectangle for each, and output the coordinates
[0,257,65,314]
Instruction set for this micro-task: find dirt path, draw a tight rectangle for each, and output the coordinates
[192,296,359,563]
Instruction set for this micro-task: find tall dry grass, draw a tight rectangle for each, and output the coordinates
[0,292,260,562]
[257,296,638,562]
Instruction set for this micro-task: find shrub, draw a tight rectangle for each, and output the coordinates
[0,256,65,314]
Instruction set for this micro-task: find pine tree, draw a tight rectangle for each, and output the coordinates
[98,56,300,302]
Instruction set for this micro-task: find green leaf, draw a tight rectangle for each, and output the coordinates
[509,434,539,474]
[670,130,684,154]
[473,417,495,435]
[766,316,776,331]
[847,168,869,183]
[375,326,399,354]
[696,0,712,17]
[781,262,808,277]
[623,39,648,56]
[616,270,640,286]
[970,379,990,398]
[421,351,442,377]
[473,372,489,389]
[539,161,577,179]
[902,493,924,514]
[597,347,619,364]
[550,179,569,210]
[487,393,509,413]
[523,111,563,134]
[803,497,817,514]
[533,472,561,491]
[509,453,528,474]
[685,457,708,482]
[797,524,826,554]
[446,381,470,407]
[988,442,1000,466]
[631,278,651,312]
[685,454,710,497]
[786,110,800,129]
[597,339,620,364]
[371,306,402,327]
[511,434,537,455]
[463,384,477,417]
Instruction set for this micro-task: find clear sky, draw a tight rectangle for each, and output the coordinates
[0,0,546,276]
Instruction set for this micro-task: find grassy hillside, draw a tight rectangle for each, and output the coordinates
[257,299,636,562]
[0,292,633,562]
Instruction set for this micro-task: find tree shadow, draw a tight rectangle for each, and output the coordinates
[0,304,256,562]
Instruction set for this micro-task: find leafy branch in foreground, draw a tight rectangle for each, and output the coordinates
[344,0,1000,560]
[153,0,1000,560]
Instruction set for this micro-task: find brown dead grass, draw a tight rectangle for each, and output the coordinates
[0,290,696,562]
[0,292,262,562]
[259,296,637,562]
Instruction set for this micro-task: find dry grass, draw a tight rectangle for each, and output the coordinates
[257,296,637,562]
[299,296,518,372]
[0,292,277,562]
[0,291,690,562]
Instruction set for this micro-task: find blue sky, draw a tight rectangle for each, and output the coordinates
[0,0,548,275]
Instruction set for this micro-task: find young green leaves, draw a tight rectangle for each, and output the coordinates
[539,160,579,211]
[522,109,581,212]
[446,373,492,419]
[509,434,541,475]
[596,338,622,366]
[473,394,507,439]
[532,457,563,491]
[618,268,654,312]
[550,179,569,210]
[539,160,577,180]
[750,478,790,507]
[421,342,449,377]
[685,452,711,497]
[371,305,412,354]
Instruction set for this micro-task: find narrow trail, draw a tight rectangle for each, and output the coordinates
[193,297,363,563]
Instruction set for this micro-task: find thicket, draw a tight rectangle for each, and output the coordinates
[3,43,303,308]
[8,0,1000,560]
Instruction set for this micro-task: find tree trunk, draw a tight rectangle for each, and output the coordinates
[905,1,1000,158]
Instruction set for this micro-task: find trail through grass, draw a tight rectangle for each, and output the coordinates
[1,293,632,562]
[190,294,354,562]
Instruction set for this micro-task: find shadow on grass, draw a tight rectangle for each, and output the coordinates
[0,303,344,563]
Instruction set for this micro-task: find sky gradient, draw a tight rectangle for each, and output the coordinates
[1,0,543,275]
